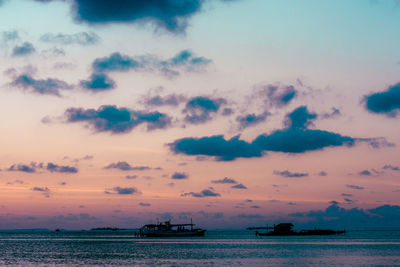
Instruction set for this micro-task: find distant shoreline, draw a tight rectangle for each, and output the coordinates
[1,228,400,232]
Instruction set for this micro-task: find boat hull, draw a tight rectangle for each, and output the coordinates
[141,229,206,237]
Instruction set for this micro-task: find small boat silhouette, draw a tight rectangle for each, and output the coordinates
[137,219,206,237]
[248,223,346,236]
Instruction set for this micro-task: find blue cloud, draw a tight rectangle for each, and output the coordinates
[183,96,226,124]
[144,93,186,107]
[231,183,247,189]
[104,161,151,171]
[383,164,400,171]
[11,74,73,97]
[82,50,210,90]
[164,50,211,70]
[104,161,134,171]
[279,86,297,104]
[346,184,364,190]
[32,186,49,192]
[139,202,151,207]
[64,105,172,133]
[171,172,188,179]
[8,163,42,173]
[236,112,269,129]
[284,106,317,129]
[32,0,240,34]
[46,163,78,173]
[12,42,35,56]
[106,186,140,195]
[32,186,50,198]
[258,84,297,107]
[290,204,400,229]
[252,106,355,153]
[70,0,203,33]
[131,166,151,171]
[186,96,221,111]
[343,198,354,204]
[341,193,353,197]
[321,107,341,119]
[273,170,309,178]
[170,106,359,160]
[41,47,65,57]
[222,108,234,116]
[254,128,354,153]
[7,162,79,174]
[2,30,19,42]
[80,73,116,91]
[181,189,221,198]
[364,83,400,117]
[356,169,382,177]
[358,170,372,176]
[355,137,395,149]
[211,177,237,184]
[369,205,400,220]
[92,50,210,75]
[92,52,142,73]
[169,135,263,161]
[136,111,172,131]
[40,32,100,45]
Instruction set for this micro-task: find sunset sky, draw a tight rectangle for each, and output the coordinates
[0,0,400,230]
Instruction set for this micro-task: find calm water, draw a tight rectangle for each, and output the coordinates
[0,230,399,266]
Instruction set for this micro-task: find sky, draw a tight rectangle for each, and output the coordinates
[0,0,400,230]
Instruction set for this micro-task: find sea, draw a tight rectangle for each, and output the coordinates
[0,229,399,266]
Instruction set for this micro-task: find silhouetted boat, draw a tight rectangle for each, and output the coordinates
[248,223,345,236]
[138,219,206,237]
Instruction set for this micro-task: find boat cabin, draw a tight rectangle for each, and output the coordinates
[137,220,206,237]
[273,223,294,234]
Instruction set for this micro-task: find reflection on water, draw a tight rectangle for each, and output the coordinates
[0,230,399,266]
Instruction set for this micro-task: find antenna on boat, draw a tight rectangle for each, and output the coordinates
[191,218,193,230]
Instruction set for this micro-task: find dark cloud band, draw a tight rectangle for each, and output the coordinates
[169,106,359,161]
[64,105,172,133]
[364,83,400,117]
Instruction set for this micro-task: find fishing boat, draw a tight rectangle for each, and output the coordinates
[138,219,206,237]
[248,223,345,236]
